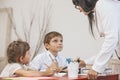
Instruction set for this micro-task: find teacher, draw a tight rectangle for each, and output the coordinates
[72,0,120,79]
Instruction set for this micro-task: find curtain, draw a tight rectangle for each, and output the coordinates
[28,0,54,59]
[0,0,54,60]
[0,8,12,57]
[0,8,12,72]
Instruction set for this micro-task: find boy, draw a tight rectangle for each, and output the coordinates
[30,31,86,72]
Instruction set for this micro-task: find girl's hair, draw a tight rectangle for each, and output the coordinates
[7,40,30,63]
[44,31,63,44]
[72,0,98,36]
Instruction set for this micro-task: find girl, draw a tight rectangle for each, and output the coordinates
[0,40,55,77]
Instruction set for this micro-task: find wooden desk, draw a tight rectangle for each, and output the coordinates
[0,74,118,80]
[57,74,119,80]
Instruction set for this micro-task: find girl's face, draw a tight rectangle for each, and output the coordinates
[45,36,63,56]
[20,50,31,64]
[75,5,93,15]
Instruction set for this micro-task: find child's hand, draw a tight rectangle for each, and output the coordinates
[50,61,58,72]
[59,67,68,73]
[56,67,63,72]
[79,59,86,68]
[45,67,55,76]
[74,57,86,68]
[48,54,59,72]
[44,62,58,76]
[44,61,58,75]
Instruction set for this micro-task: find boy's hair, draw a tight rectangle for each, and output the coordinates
[44,31,63,45]
[7,40,30,63]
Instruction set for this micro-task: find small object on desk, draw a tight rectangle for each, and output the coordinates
[3,77,19,80]
[59,66,67,73]
[78,68,81,74]
[66,58,72,64]
[67,62,79,79]
[76,57,80,63]
[81,67,90,74]
[54,73,67,77]
[103,68,112,74]
[62,66,67,70]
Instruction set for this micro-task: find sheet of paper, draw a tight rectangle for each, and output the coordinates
[3,77,19,80]
[54,73,67,77]
[19,77,58,80]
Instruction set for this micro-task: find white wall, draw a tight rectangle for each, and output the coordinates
[0,0,104,60]
[50,0,104,59]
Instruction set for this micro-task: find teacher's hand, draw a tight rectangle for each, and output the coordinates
[87,69,98,80]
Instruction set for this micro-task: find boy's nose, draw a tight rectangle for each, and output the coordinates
[58,41,62,44]
[80,9,83,12]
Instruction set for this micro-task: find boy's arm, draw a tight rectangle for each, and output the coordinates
[29,54,43,70]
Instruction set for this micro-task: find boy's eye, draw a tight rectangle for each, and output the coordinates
[52,39,63,43]
[53,40,57,42]
[60,40,63,42]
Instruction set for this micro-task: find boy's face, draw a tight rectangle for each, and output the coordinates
[20,50,30,64]
[45,36,63,55]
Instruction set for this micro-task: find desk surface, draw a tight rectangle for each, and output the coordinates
[0,74,118,80]
[57,74,118,80]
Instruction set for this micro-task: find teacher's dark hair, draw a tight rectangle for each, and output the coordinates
[72,0,98,36]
